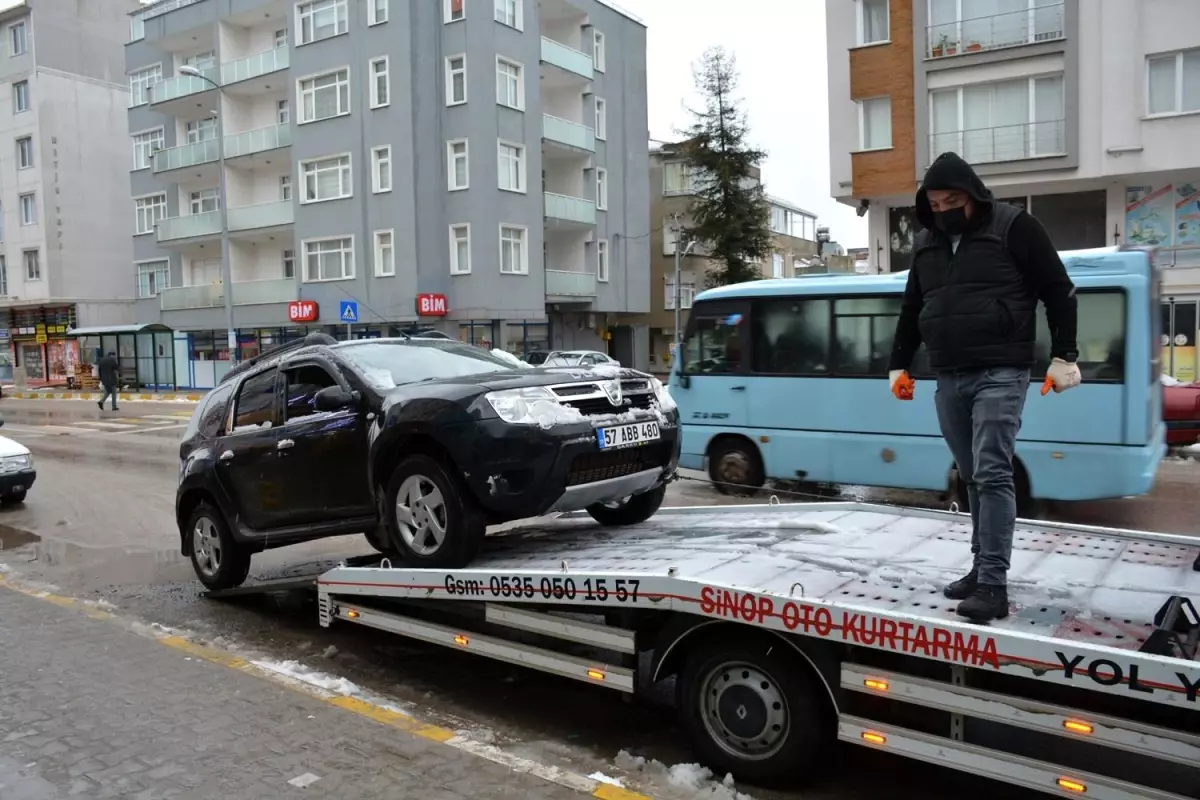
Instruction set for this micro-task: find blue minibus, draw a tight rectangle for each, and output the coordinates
[669,246,1164,514]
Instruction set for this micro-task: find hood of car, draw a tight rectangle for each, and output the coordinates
[383,365,649,399]
[0,434,30,458]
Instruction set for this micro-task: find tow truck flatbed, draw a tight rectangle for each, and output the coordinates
[299,503,1198,797]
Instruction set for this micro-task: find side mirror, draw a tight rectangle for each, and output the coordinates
[314,385,359,412]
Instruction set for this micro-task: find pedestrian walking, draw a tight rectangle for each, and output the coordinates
[886,152,1082,622]
[97,351,119,412]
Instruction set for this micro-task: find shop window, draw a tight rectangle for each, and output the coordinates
[233,368,278,430]
[1028,190,1107,251]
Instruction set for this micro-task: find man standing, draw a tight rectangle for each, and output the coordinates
[97,351,119,412]
[887,152,1081,622]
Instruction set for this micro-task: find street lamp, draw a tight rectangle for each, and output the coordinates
[178,65,236,363]
[672,234,697,357]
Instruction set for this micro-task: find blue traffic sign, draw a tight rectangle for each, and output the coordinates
[339,300,358,323]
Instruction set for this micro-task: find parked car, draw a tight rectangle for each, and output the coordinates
[542,350,621,368]
[1162,373,1200,452]
[176,333,679,590]
[523,350,557,365]
[0,415,34,503]
[394,327,454,340]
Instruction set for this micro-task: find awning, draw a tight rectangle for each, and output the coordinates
[66,323,174,337]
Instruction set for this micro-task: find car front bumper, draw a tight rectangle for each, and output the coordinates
[0,469,35,495]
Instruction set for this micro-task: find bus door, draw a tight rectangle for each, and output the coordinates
[673,300,750,435]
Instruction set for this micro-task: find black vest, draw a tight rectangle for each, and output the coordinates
[911,203,1036,371]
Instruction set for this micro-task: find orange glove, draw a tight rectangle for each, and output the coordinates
[1040,376,1054,396]
[889,369,915,401]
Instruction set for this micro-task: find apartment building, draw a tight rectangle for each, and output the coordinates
[828,0,1200,380]
[0,0,139,385]
[127,0,649,388]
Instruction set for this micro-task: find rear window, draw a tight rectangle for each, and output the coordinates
[183,383,234,441]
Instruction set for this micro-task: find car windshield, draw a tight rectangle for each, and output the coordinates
[543,355,582,367]
[336,340,516,390]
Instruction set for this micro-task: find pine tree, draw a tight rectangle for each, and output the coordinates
[678,46,772,288]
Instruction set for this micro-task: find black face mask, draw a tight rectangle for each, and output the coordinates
[933,206,969,236]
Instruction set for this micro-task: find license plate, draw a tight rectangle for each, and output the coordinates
[596,420,660,450]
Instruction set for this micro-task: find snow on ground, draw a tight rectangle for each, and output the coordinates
[614,751,757,800]
[250,658,364,697]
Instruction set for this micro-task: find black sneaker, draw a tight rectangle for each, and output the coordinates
[942,568,978,600]
[97,401,103,410]
[956,584,1009,622]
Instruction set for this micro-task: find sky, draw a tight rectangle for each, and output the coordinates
[614,0,868,249]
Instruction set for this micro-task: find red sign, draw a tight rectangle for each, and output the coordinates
[288,300,319,323]
[416,293,448,316]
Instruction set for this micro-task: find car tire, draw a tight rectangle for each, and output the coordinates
[7,488,26,504]
[708,438,764,497]
[385,454,485,568]
[186,502,251,591]
[585,483,667,526]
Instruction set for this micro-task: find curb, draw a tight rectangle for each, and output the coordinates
[0,572,651,800]
[2,391,203,402]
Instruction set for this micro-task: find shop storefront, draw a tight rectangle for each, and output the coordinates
[1,306,80,387]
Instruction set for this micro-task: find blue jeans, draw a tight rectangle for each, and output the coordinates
[99,385,118,410]
[934,366,1030,587]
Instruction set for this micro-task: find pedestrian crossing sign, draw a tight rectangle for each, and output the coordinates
[339,300,358,323]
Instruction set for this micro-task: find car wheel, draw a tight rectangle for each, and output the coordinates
[708,438,764,497]
[187,502,251,591]
[385,454,485,568]
[585,483,667,526]
[7,488,26,504]
[364,524,394,555]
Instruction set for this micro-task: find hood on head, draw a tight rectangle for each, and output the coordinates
[915,151,995,230]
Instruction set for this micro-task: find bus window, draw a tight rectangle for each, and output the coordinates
[1033,290,1125,382]
[683,315,743,374]
[750,298,830,374]
[833,297,901,376]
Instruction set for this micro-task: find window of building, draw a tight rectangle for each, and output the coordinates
[275,28,289,47]
[298,68,350,123]
[447,138,469,190]
[369,56,389,108]
[233,368,278,430]
[19,193,35,225]
[858,96,892,150]
[597,239,609,282]
[494,0,521,29]
[374,229,395,276]
[9,21,26,55]
[664,278,697,310]
[184,50,216,71]
[771,253,784,278]
[371,145,392,193]
[134,193,167,235]
[300,153,352,202]
[189,188,219,215]
[283,248,295,278]
[929,74,1064,164]
[496,57,523,109]
[23,249,39,281]
[446,55,466,105]
[444,0,464,23]
[857,0,889,45]
[296,0,348,45]
[593,30,606,72]
[595,167,608,210]
[594,97,607,140]
[0,256,7,296]
[15,135,32,169]
[498,141,525,192]
[1148,49,1200,116]
[277,98,290,124]
[368,0,388,25]
[303,236,354,281]
[131,127,164,170]
[128,65,161,107]
[499,225,527,274]
[280,174,292,201]
[137,260,170,298]
[450,224,471,274]
[662,162,696,194]
[186,116,218,144]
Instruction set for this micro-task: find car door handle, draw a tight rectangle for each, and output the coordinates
[277,439,295,451]
[219,450,234,462]
[731,386,746,392]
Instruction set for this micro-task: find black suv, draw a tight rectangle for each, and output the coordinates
[176,333,680,590]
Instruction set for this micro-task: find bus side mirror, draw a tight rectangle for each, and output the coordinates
[678,374,690,390]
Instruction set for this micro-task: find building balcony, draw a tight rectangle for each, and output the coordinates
[159,278,297,311]
[221,46,289,92]
[926,3,1065,59]
[228,201,293,233]
[156,211,220,243]
[542,114,595,153]
[154,124,289,177]
[540,37,593,85]
[544,192,596,228]
[545,270,597,298]
[224,123,290,160]
[153,138,218,174]
[129,0,205,42]
[147,68,218,115]
[929,119,1065,166]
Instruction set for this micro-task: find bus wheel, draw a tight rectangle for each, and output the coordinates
[708,439,764,497]
[678,634,830,787]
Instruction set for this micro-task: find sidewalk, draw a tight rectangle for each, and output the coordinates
[0,587,591,800]
[1,389,203,402]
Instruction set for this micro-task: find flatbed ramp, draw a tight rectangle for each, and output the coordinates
[314,502,1199,798]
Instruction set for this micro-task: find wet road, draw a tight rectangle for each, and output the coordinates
[0,398,1195,800]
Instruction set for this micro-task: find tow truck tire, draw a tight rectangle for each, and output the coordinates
[585,483,666,526]
[186,502,251,591]
[678,635,830,787]
[385,454,485,568]
[6,488,26,504]
[708,439,764,497]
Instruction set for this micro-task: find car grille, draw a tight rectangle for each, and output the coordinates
[566,442,666,486]
[562,394,655,416]
[551,379,655,418]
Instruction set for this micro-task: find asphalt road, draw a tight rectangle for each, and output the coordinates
[0,398,1195,800]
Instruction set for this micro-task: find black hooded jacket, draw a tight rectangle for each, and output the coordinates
[888,152,1078,373]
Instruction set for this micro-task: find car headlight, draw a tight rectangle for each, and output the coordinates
[485,387,585,428]
[1,454,31,471]
[650,377,677,413]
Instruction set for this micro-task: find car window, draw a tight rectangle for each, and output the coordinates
[335,340,517,390]
[284,364,339,420]
[232,368,278,431]
[184,383,234,440]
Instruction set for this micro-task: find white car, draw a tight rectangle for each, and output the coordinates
[0,417,34,503]
[541,350,620,368]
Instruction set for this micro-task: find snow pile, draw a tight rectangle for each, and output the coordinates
[587,364,624,378]
[490,349,532,368]
[613,751,756,799]
[588,772,625,788]
[526,399,589,429]
[251,658,361,696]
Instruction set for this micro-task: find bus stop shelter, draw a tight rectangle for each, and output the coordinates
[67,324,176,391]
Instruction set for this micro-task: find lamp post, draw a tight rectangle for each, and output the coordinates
[179,65,236,363]
[672,230,697,357]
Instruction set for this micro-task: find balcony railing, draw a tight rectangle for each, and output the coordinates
[1155,246,1200,269]
[540,37,593,79]
[542,114,596,151]
[544,192,596,225]
[929,119,1065,165]
[153,138,218,172]
[926,3,1065,59]
[227,278,297,305]
[224,123,290,158]
[545,270,597,297]
[159,283,222,310]
[149,69,217,104]
[228,201,293,232]
[156,212,221,243]
[221,46,289,86]
[130,0,205,41]
[159,278,297,310]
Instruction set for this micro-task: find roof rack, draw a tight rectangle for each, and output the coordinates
[223,331,337,383]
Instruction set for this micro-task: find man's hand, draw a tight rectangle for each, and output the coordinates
[889,369,915,401]
[1041,358,1082,395]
